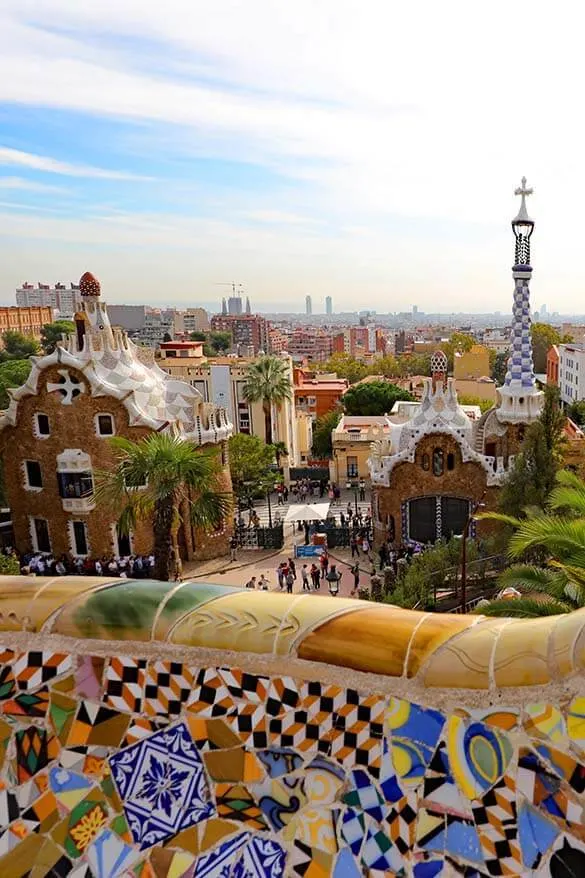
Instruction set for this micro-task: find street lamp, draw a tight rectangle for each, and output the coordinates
[346,481,359,515]
[459,496,486,613]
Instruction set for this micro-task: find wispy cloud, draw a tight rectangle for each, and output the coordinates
[0,175,65,192]
[0,147,152,181]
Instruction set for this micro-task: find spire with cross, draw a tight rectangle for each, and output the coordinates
[513,176,533,224]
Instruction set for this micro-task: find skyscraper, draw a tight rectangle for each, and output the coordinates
[325,296,333,316]
[305,295,312,316]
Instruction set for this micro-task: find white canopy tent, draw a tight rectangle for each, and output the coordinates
[284,502,331,522]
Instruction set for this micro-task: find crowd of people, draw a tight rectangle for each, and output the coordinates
[17,551,157,578]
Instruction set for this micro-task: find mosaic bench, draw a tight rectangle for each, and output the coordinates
[0,575,584,877]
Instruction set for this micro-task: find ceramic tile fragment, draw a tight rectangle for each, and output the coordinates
[446,716,513,800]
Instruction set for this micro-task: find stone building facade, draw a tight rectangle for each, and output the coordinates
[0,272,233,563]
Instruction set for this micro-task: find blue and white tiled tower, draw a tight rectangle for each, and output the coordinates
[496,177,543,424]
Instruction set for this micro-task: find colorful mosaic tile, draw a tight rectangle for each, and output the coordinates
[109,721,214,849]
[0,645,584,876]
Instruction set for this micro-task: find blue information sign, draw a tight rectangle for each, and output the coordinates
[294,544,324,558]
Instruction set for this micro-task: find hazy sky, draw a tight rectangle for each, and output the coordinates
[0,1,583,313]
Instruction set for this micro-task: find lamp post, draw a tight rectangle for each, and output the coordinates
[266,487,273,528]
[346,481,359,515]
[460,496,486,613]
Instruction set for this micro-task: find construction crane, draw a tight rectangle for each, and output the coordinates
[215,282,244,296]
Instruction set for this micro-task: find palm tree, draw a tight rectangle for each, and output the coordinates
[475,469,585,617]
[273,441,288,468]
[243,355,292,446]
[95,433,232,582]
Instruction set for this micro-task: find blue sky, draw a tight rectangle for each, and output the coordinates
[1,1,584,313]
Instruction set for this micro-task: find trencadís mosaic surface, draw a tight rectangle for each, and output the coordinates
[0,576,585,876]
[0,649,583,876]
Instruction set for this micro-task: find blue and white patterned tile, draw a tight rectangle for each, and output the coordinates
[108,721,214,849]
[195,833,249,878]
[86,828,139,878]
[361,824,403,873]
[339,807,366,856]
[343,768,386,823]
[233,836,287,878]
[333,847,362,877]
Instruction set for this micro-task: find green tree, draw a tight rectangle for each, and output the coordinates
[0,359,32,408]
[228,434,278,499]
[342,380,414,416]
[190,331,207,342]
[568,400,585,427]
[209,331,232,352]
[498,385,566,518]
[40,320,75,354]
[400,353,432,377]
[243,355,292,445]
[491,351,509,385]
[530,323,572,373]
[0,331,39,362]
[95,433,231,582]
[458,394,494,414]
[311,409,342,458]
[162,332,173,343]
[320,354,370,385]
[476,469,585,617]
[443,332,475,370]
[388,538,480,610]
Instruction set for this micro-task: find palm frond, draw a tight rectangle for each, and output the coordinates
[475,511,522,529]
[507,515,585,558]
[548,474,585,514]
[189,490,233,528]
[495,564,568,597]
[475,598,572,617]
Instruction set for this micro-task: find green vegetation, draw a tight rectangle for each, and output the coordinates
[40,320,75,354]
[498,385,566,518]
[530,322,572,373]
[0,554,19,575]
[491,351,509,385]
[476,469,585,617]
[568,400,585,427]
[243,355,292,446]
[0,359,32,409]
[0,331,39,363]
[387,538,482,610]
[95,433,231,582]
[228,434,278,499]
[190,330,232,356]
[311,408,342,459]
[342,380,414,416]
[457,394,494,414]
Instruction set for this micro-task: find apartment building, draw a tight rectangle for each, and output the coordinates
[558,343,585,404]
[293,368,348,420]
[210,314,269,355]
[16,282,81,319]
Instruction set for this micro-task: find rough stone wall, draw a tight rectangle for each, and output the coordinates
[374,432,498,543]
[0,364,232,561]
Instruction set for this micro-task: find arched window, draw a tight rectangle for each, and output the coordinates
[432,448,444,476]
[447,452,455,471]
[422,453,430,471]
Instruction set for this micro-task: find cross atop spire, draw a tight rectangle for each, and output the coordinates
[513,176,533,223]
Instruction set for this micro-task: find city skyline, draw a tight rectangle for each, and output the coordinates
[2,2,585,311]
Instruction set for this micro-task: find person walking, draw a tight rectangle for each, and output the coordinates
[277,563,285,590]
[310,563,320,590]
[326,564,342,592]
[301,564,310,590]
[245,576,257,589]
[285,569,295,594]
[288,557,297,580]
[350,534,360,558]
[319,550,329,580]
[359,479,366,502]
[230,534,238,563]
[258,574,270,590]
[351,562,360,592]
[378,542,388,570]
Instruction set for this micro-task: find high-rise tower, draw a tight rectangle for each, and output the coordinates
[496,177,543,424]
[325,296,332,316]
[305,295,312,316]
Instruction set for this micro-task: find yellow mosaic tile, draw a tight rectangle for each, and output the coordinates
[423,618,508,689]
[524,704,566,743]
[567,696,585,750]
[404,612,477,677]
[493,618,552,688]
[550,610,585,677]
[0,577,45,632]
[27,577,117,633]
[282,807,338,854]
[298,606,423,676]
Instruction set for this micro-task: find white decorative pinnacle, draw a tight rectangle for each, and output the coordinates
[513,176,533,223]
